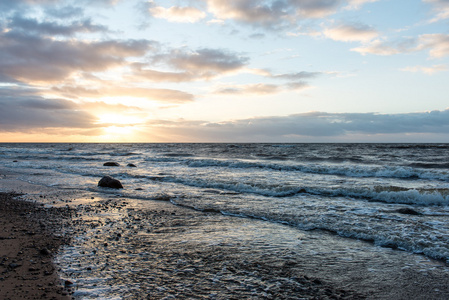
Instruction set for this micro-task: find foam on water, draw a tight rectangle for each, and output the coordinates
[2,143,449,263]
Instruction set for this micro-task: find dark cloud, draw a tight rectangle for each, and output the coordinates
[147,110,449,142]
[9,15,108,36]
[0,30,153,82]
[0,87,96,131]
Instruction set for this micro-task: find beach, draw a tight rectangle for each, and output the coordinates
[0,191,362,299]
[0,192,72,299]
[1,187,449,299]
[1,143,449,299]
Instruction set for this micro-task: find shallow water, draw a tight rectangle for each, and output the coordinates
[55,196,449,299]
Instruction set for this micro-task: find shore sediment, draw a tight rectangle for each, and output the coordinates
[2,186,449,299]
[0,192,73,300]
[1,191,364,299]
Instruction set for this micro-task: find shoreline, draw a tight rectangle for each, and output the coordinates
[0,189,365,299]
[0,192,73,299]
[2,182,449,298]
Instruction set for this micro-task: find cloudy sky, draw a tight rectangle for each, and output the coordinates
[1,0,448,142]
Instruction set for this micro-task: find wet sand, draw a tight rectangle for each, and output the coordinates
[0,192,73,299]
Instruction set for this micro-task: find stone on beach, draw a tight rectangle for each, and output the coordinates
[103,162,120,166]
[98,176,123,189]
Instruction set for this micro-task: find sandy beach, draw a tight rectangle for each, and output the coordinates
[0,192,72,299]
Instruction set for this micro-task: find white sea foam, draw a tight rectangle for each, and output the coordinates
[3,142,449,264]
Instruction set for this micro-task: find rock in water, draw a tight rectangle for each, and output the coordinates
[396,208,421,215]
[127,163,137,167]
[103,162,120,166]
[98,176,123,189]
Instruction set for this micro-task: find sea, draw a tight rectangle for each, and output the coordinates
[1,143,449,298]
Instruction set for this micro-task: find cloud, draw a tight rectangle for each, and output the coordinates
[133,48,249,82]
[425,0,449,22]
[146,109,449,142]
[0,0,57,12]
[418,34,449,58]
[271,71,321,80]
[351,38,416,56]
[129,66,195,82]
[167,48,249,73]
[345,0,379,9]
[204,0,342,29]
[8,15,108,36]
[323,23,378,42]
[400,64,448,75]
[215,83,280,95]
[0,0,120,13]
[149,5,206,23]
[51,85,195,103]
[352,34,449,58]
[0,87,96,131]
[0,30,153,83]
[212,69,319,95]
[45,5,84,19]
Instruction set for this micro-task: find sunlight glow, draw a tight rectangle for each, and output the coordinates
[97,114,144,125]
[96,125,141,142]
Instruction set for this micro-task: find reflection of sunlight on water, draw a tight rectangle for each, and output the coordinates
[55,197,449,299]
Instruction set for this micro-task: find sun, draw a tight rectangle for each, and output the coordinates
[93,113,147,142]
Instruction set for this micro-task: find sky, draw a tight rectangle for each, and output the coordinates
[0,0,449,143]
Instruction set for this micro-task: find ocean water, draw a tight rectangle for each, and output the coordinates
[1,143,449,262]
[2,143,449,298]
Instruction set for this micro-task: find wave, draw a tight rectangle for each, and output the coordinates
[161,153,194,157]
[166,197,449,263]
[384,144,449,150]
[145,157,449,181]
[126,173,449,206]
[408,163,449,169]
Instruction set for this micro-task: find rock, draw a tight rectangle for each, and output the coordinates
[64,280,73,286]
[127,163,137,167]
[103,162,120,166]
[98,176,123,189]
[40,248,51,256]
[8,263,21,269]
[396,208,421,215]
